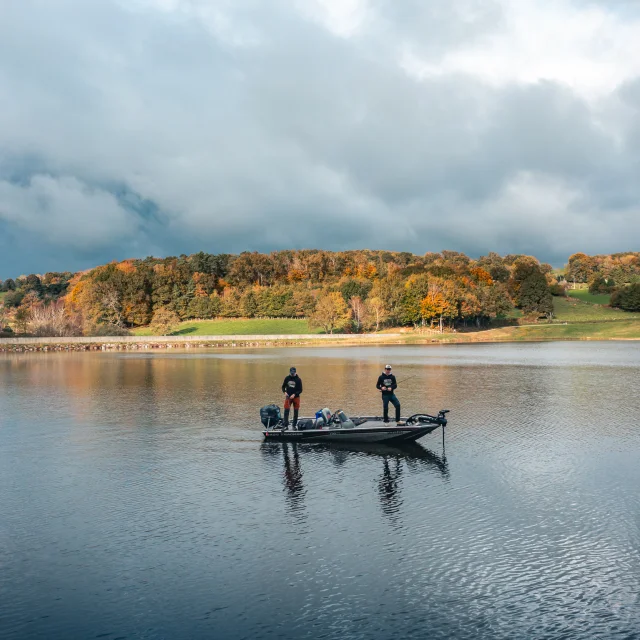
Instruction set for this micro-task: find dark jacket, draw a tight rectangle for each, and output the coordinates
[376,373,397,395]
[282,374,303,397]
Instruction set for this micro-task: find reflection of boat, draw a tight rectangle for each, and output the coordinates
[314,440,447,467]
[262,411,449,444]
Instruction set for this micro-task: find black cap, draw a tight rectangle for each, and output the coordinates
[290,367,296,374]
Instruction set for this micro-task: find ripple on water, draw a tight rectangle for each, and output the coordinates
[1,344,640,639]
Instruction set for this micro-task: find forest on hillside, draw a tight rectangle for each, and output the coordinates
[1,250,639,337]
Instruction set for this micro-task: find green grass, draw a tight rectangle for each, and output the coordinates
[509,320,640,341]
[133,318,322,336]
[0,291,6,302]
[401,319,640,343]
[567,290,611,305]
[552,296,640,322]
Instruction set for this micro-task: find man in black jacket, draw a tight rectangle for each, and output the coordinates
[282,367,303,429]
[376,364,404,425]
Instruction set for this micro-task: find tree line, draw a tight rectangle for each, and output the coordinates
[563,252,640,311]
[4,248,635,337]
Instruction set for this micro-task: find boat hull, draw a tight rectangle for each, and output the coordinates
[263,423,440,444]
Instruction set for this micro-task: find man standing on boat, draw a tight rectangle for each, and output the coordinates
[282,367,303,430]
[376,365,404,426]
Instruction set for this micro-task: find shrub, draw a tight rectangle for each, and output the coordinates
[549,282,567,296]
[610,284,640,312]
[86,324,133,337]
[588,275,616,295]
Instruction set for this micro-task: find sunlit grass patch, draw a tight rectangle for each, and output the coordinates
[553,296,640,322]
[567,290,611,305]
[133,318,321,336]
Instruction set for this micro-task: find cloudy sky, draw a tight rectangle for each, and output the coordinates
[1,0,639,276]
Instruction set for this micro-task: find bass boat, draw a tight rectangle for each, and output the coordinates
[261,405,449,444]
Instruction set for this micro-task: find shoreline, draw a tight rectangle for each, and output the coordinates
[2,322,640,352]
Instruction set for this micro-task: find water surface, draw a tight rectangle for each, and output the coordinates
[1,343,639,639]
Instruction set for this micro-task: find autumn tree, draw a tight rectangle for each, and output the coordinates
[310,292,350,334]
[566,253,597,284]
[151,307,180,336]
[348,296,367,332]
[365,297,387,332]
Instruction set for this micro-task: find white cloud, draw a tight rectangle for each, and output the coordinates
[295,0,371,38]
[398,0,640,98]
[1,0,640,273]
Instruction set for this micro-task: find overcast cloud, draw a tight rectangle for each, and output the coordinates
[1,0,639,276]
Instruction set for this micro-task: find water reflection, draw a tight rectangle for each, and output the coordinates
[4,345,640,640]
[379,456,403,525]
[261,441,449,525]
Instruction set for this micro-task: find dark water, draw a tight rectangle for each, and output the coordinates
[1,343,640,640]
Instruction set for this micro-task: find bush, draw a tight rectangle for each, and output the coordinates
[549,282,567,296]
[588,275,616,295]
[86,324,133,337]
[610,284,640,312]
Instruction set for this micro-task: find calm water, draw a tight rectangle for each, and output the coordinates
[1,343,640,640]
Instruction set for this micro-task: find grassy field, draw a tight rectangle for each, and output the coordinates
[133,318,321,336]
[0,291,6,302]
[122,293,640,340]
[567,290,611,305]
[552,296,640,322]
[403,319,640,343]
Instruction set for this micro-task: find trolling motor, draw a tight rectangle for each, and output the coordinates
[405,409,450,426]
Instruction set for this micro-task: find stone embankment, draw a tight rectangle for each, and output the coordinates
[0,334,405,353]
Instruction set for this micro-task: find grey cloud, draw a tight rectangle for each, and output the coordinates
[0,0,639,277]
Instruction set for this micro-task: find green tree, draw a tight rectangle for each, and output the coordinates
[3,290,24,308]
[241,290,259,317]
[611,284,640,311]
[519,272,554,317]
[187,296,215,319]
[340,279,372,303]
[477,283,512,323]
[399,274,430,326]
[15,307,30,334]
[588,275,615,295]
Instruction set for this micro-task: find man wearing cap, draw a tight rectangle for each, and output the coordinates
[376,365,404,426]
[282,367,303,429]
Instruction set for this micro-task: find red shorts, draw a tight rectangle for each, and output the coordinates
[284,396,300,410]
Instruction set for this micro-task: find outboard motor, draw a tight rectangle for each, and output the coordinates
[260,404,282,428]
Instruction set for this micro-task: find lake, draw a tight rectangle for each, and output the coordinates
[1,342,639,639]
